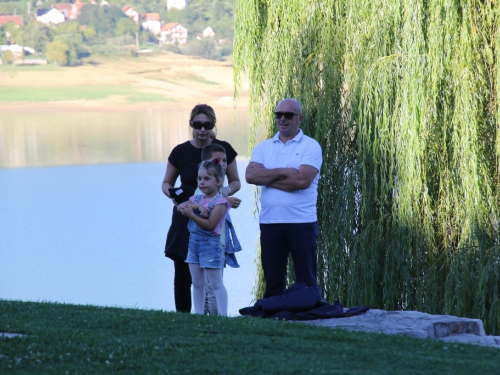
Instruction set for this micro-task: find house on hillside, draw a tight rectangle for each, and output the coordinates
[36,8,65,25]
[141,13,161,35]
[53,4,75,19]
[159,22,187,45]
[167,0,187,11]
[75,0,97,5]
[196,26,215,40]
[123,6,140,24]
[202,26,214,38]
[0,15,24,27]
[54,1,93,20]
[1,44,36,56]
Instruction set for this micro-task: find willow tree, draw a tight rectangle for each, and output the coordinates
[234,0,500,334]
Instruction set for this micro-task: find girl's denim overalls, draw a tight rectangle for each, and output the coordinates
[186,194,224,268]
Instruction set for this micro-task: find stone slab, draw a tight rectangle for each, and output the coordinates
[295,309,500,348]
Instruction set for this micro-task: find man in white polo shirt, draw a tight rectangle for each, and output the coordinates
[246,98,322,298]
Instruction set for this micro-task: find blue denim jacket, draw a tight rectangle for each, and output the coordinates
[224,213,242,268]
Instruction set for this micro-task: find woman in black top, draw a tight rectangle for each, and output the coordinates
[161,104,240,312]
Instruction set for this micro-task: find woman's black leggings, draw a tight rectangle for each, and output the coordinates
[173,259,192,313]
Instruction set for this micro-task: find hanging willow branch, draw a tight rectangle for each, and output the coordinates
[234,0,500,334]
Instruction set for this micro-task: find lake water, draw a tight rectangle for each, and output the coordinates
[0,107,261,316]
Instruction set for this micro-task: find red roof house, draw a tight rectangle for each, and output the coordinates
[0,15,24,27]
[160,22,188,45]
[123,6,140,24]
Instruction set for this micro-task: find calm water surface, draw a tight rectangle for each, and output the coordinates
[0,108,260,316]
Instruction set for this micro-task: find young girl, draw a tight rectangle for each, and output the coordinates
[177,160,231,316]
[200,144,242,315]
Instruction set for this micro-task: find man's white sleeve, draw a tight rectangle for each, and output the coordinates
[301,140,322,172]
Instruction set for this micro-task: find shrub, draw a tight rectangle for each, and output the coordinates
[46,40,69,66]
[180,39,222,61]
[162,43,182,54]
[1,50,16,64]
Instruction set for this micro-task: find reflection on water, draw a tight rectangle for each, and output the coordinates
[0,108,250,168]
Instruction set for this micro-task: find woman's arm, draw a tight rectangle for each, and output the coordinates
[223,159,241,196]
[226,196,241,209]
[162,161,179,198]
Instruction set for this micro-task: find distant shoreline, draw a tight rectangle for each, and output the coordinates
[0,52,249,113]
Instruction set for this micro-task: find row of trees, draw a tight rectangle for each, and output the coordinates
[235,0,500,334]
[0,0,235,64]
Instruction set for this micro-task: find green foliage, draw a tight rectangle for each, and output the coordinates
[107,34,135,47]
[77,4,128,40]
[0,50,15,64]
[52,21,83,65]
[162,43,181,54]
[82,26,97,43]
[114,17,137,38]
[45,40,69,65]
[0,1,236,60]
[20,21,53,53]
[180,38,222,60]
[0,21,21,44]
[234,0,500,334]
[0,1,24,16]
[220,44,233,57]
[1,300,500,374]
[165,0,235,41]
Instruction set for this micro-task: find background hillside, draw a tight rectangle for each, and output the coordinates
[0,0,236,64]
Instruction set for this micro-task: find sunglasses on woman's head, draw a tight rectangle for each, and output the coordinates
[191,121,215,130]
[274,112,300,120]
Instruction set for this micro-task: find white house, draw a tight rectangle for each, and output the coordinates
[141,13,161,35]
[167,0,187,11]
[123,6,140,24]
[202,26,214,38]
[1,44,36,55]
[36,8,65,25]
[159,22,188,44]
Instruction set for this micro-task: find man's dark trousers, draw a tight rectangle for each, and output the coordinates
[260,222,319,298]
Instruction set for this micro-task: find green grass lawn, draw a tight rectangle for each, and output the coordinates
[1,300,499,374]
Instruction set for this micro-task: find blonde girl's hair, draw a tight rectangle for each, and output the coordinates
[198,160,224,187]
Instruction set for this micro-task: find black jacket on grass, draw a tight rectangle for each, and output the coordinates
[239,283,369,321]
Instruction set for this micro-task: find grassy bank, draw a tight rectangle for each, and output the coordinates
[0,85,169,103]
[1,301,499,374]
